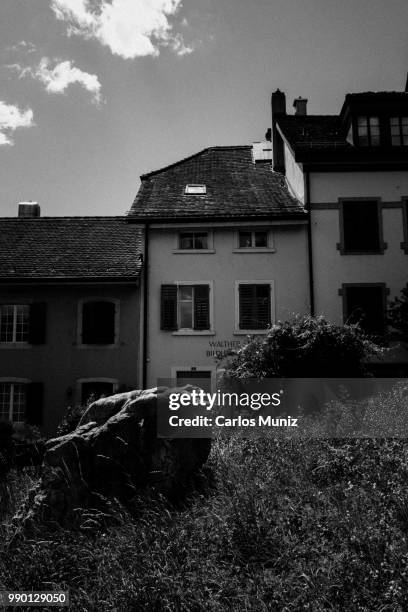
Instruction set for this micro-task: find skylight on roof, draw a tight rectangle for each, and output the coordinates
[185,184,206,194]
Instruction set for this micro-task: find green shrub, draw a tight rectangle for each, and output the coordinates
[222,315,383,380]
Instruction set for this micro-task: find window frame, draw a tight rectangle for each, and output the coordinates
[233,229,275,253]
[77,378,119,405]
[234,280,275,335]
[337,198,387,255]
[402,199,408,254]
[340,283,388,335]
[184,184,206,195]
[0,378,30,424]
[77,298,120,348]
[0,304,30,346]
[172,281,214,336]
[173,230,214,254]
[390,116,408,146]
[356,115,380,147]
[170,366,217,392]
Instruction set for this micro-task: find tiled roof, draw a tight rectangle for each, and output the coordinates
[277,116,350,152]
[128,146,305,220]
[0,217,143,281]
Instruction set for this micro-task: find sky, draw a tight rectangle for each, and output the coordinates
[0,0,407,217]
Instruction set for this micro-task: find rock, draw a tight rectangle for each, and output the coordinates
[14,386,211,532]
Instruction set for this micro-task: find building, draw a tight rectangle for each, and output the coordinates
[130,81,408,385]
[0,204,143,434]
[1,80,407,433]
[274,87,408,373]
[128,146,310,389]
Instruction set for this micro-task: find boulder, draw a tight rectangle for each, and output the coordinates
[15,386,211,532]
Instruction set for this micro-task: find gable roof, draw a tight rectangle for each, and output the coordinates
[128,146,305,221]
[0,217,143,282]
[278,90,408,163]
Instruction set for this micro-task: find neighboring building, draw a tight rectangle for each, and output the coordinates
[274,86,408,373]
[128,146,310,389]
[1,81,407,433]
[0,204,143,434]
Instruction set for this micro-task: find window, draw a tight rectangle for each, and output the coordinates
[0,303,46,345]
[237,283,273,331]
[0,382,27,422]
[390,117,408,146]
[161,284,211,332]
[80,300,117,345]
[343,284,386,335]
[0,305,29,343]
[402,200,408,254]
[339,200,384,254]
[238,230,268,249]
[176,370,212,393]
[185,184,206,194]
[179,232,208,250]
[357,116,380,146]
[80,380,116,405]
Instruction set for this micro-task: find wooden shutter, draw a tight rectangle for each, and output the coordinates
[194,285,210,330]
[82,301,115,344]
[160,285,178,331]
[28,303,47,344]
[26,382,44,426]
[239,285,255,329]
[239,284,271,329]
[255,285,271,329]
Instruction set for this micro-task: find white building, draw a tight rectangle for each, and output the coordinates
[130,81,408,385]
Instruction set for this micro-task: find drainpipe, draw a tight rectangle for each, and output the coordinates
[305,171,315,316]
[142,223,149,388]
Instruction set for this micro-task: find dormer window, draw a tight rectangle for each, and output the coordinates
[390,117,408,146]
[357,116,380,146]
[185,184,206,195]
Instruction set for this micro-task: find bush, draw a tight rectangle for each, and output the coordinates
[56,403,89,436]
[222,315,383,380]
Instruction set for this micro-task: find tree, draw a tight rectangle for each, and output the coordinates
[222,315,382,380]
[387,286,408,340]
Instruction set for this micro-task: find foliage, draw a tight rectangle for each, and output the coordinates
[1,386,408,610]
[222,315,383,380]
[55,403,89,436]
[388,285,408,339]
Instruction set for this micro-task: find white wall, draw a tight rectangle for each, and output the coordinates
[284,144,305,202]
[146,224,309,386]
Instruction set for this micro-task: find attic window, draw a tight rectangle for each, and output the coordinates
[185,184,206,195]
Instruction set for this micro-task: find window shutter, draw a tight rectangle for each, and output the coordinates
[28,303,47,344]
[239,285,255,329]
[82,301,115,344]
[194,285,210,330]
[255,285,271,329]
[160,285,178,331]
[26,382,44,426]
[239,285,271,329]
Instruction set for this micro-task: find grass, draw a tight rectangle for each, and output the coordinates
[1,389,408,610]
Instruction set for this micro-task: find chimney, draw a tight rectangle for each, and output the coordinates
[271,89,286,173]
[18,201,41,218]
[293,96,308,116]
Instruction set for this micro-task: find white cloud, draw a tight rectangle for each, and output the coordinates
[51,0,192,59]
[14,58,102,104]
[0,101,34,146]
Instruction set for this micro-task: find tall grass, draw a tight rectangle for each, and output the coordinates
[1,388,408,610]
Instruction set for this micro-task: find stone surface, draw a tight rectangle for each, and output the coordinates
[15,386,211,532]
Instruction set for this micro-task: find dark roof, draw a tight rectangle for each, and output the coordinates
[128,146,305,221]
[277,115,349,152]
[0,217,143,282]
